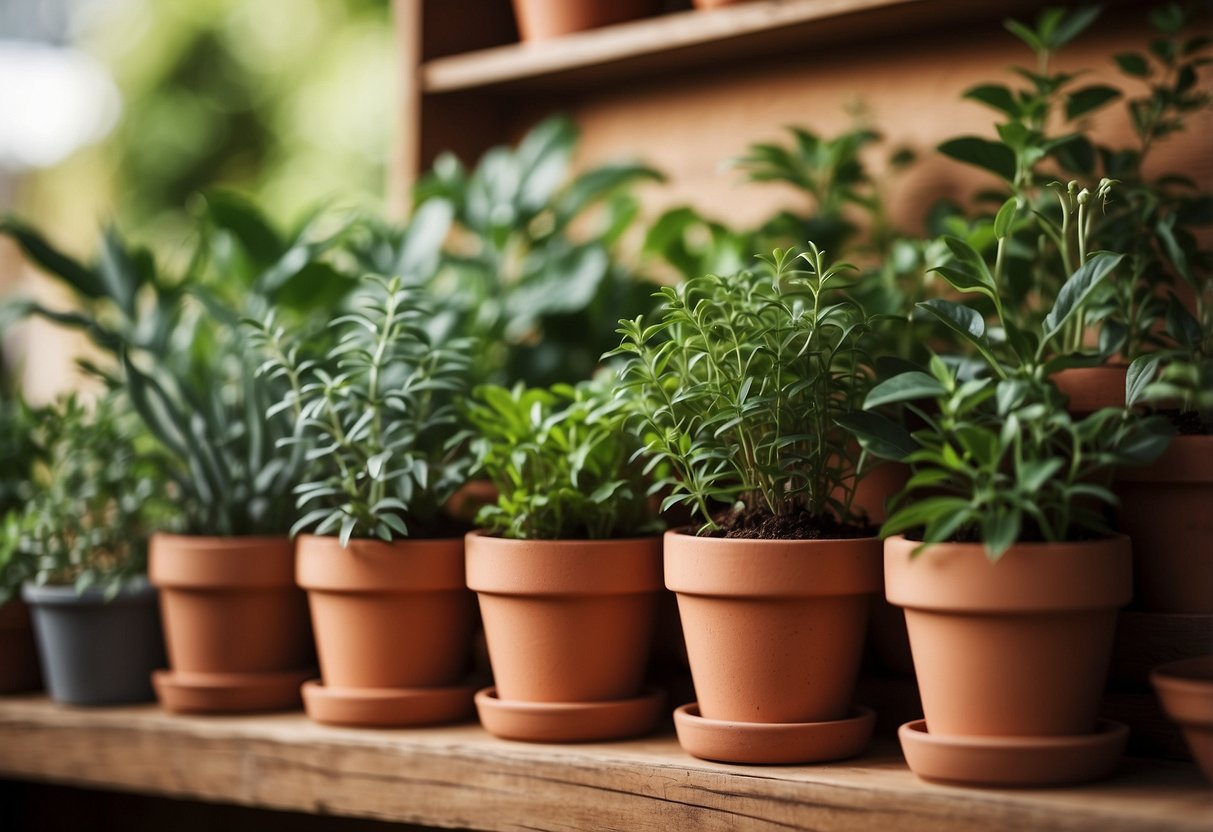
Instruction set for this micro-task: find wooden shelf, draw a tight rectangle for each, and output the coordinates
[417,0,1116,94]
[0,696,1209,831]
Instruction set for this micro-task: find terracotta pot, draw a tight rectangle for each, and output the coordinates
[693,0,751,7]
[511,0,661,41]
[851,460,910,526]
[885,534,1130,737]
[1052,364,1127,415]
[0,600,40,693]
[466,532,662,703]
[664,529,881,724]
[1114,435,1213,613]
[150,534,313,675]
[296,534,473,691]
[1151,656,1213,784]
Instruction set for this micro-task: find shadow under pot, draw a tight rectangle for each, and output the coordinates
[0,599,41,694]
[23,577,164,706]
[149,534,316,714]
[664,529,882,765]
[465,532,665,743]
[295,534,476,728]
[884,534,1132,788]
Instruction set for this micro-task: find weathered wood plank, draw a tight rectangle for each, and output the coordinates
[0,697,1208,831]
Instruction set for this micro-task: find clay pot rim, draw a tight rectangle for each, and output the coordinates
[21,576,156,607]
[664,528,883,598]
[1151,656,1213,696]
[466,530,663,546]
[150,533,295,589]
[466,531,664,595]
[884,533,1131,612]
[295,533,466,593]
[663,526,880,547]
[901,717,1127,747]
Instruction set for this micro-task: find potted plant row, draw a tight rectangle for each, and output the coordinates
[0,392,44,695]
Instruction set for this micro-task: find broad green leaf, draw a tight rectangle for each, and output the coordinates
[864,372,947,408]
[938,137,1017,181]
[993,197,1018,240]
[1041,253,1124,344]
[1065,85,1121,120]
[964,84,1018,117]
[982,508,1022,561]
[1115,52,1151,77]
[1126,354,1161,407]
[835,412,917,460]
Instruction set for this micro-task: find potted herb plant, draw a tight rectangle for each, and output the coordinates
[252,274,476,728]
[846,209,1173,786]
[612,245,883,765]
[19,393,175,706]
[0,391,43,694]
[1,205,360,714]
[463,380,665,742]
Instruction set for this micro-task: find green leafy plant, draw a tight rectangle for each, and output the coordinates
[250,275,473,546]
[611,244,879,537]
[1,195,365,535]
[14,393,177,599]
[465,380,661,540]
[352,116,665,387]
[1127,292,1213,432]
[0,391,44,604]
[851,358,1171,560]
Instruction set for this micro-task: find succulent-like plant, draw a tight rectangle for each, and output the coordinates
[465,380,661,540]
[611,244,879,537]
[250,275,473,545]
[14,393,177,598]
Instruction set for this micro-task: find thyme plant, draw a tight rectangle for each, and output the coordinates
[250,275,473,545]
[611,244,879,537]
[16,393,177,597]
[466,381,661,540]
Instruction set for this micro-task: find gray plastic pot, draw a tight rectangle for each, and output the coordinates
[23,577,165,705]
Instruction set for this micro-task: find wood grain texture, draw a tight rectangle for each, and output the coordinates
[0,696,1209,831]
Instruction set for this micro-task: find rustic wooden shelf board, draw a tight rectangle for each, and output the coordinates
[417,0,1100,93]
[0,696,1208,831]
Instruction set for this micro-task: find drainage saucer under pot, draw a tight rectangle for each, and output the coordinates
[154,668,313,714]
[302,679,476,727]
[898,718,1128,787]
[673,702,875,764]
[475,686,664,743]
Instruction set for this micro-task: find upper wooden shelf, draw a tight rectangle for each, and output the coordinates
[0,695,1209,831]
[419,0,1089,94]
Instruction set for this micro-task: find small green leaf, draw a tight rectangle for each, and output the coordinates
[993,197,1018,240]
[1065,85,1121,120]
[1041,253,1124,344]
[864,372,948,408]
[1115,52,1151,77]
[938,137,1017,181]
[1126,355,1162,407]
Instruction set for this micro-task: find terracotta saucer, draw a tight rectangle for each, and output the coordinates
[301,679,476,728]
[672,702,875,764]
[475,686,664,743]
[152,668,313,714]
[898,718,1129,787]
[1151,656,1213,785]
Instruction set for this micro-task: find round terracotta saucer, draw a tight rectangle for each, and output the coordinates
[153,668,313,714]
[672,702,875,764]
[301,679,477,728]
[475,686,665,743]
[1151,656,1213,785]
[898,718,1129,787]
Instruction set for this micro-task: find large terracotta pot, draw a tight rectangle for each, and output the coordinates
[511,0,661,41]
[466,532,661,702]
[0,599,40,693]
[1052,364,1127,415]
[665,529,881,724]
[1114,435,1213,613]
[149,534,314,713]
[296,534,473,691]
[885,534,1130,737]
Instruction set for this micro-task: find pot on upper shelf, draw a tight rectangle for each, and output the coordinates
[511,0,662,41]
[149,533,315,713]
[1053,364,1128,415]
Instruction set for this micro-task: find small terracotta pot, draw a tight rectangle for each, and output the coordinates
[665,529,882,724]
[1114,435,1213,613]
[0,600,41,694]
[1052,364,1127,415]
[296,534,473,691]
[885,534,1130,737]
[693,0,751,7]
[466,532,662,704]
[150,534,313,675]
[1151,656,1213,785]
[511,0,661,41]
